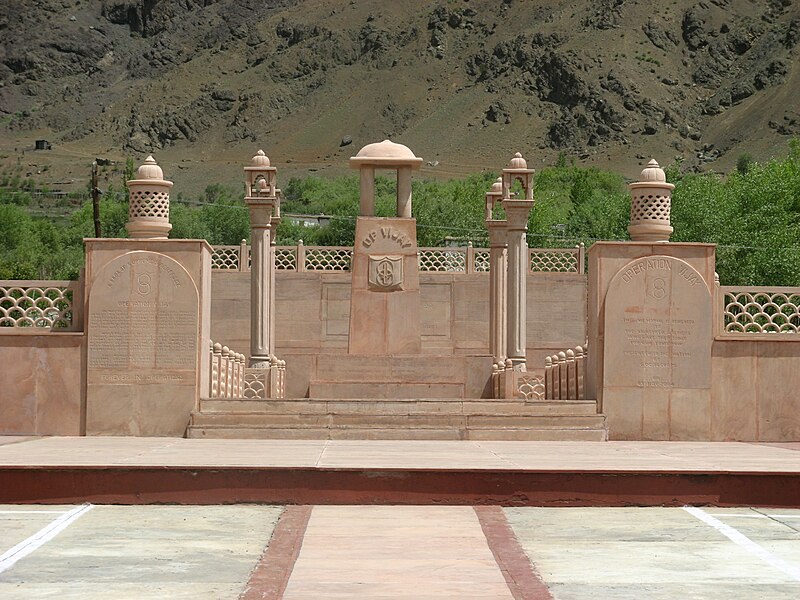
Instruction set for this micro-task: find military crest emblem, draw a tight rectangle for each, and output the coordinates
[368,255,404,291]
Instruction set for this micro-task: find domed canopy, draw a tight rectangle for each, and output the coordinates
[350,139,423,168]
[251,149,271,167]
[490,176,503,194]
[136,156,164,180]
[507,152,528,170]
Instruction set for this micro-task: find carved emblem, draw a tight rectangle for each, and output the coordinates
[368,255,403,291]
[136,272,153,296]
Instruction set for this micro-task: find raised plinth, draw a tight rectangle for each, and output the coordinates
[2,438,799,507]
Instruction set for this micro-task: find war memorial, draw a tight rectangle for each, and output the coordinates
[2,142,800,598]
[0,140,797,507]
[2,140,799,445]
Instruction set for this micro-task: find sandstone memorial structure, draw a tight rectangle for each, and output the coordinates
[2,146,800,443]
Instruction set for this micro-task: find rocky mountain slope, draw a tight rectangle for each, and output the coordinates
[1,0,798,193]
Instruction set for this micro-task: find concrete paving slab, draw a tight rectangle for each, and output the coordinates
[0,506,74,561]
[0,505,281,599]
[505,507,800,600]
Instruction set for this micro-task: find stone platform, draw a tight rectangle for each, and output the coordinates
[1,437,799,507]
[188,397,608,440]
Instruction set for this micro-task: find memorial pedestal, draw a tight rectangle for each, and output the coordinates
[348,217,421,355]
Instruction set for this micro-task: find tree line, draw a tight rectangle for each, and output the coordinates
[1,140,799,286]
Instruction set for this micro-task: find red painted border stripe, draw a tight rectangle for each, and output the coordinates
[475,506,554,600]
[239,505,312,600]
[2,468,800,507]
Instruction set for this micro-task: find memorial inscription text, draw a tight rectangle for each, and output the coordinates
[604,255,712,390]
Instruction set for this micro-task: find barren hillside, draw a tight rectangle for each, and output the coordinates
[1,0,798,193]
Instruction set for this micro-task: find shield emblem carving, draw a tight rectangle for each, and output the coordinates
[368,255,404,291]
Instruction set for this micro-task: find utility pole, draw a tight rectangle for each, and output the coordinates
[91,160,101,237]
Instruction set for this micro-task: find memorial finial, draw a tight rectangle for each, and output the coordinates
[627,157,674,242]
[125,155,173,239]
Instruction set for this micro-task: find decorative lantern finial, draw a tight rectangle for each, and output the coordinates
[125,155,173,239]
[628,158,674,242]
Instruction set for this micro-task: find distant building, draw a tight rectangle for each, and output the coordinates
[34,140,52,150]
[284,213,331,228]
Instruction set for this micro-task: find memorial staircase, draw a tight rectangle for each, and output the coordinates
[189,353,607,440]
[187,397,606,440]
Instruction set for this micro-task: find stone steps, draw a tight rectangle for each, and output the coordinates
[190,412,605,429]
[187,426,608,441]
[187,397,608,441]
[308,382,466,399]
[197,398,599,416]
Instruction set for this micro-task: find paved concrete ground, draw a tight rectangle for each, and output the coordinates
[506,507,800,600]
[0,505,282,599]
[1,437,799,471]
[2,504,800,599]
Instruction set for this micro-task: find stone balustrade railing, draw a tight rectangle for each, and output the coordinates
[544,345,586,400]
[718,286,800,338]
[0,280,82,330]
[529,245,585,273]
[211,243,584,274]
[209,341,246,398]
[208,340,286,399]
[244,360,286,399]
[210,240,250,271]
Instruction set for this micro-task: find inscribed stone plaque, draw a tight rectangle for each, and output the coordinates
[88,251,198,378]
[603,255,712,389]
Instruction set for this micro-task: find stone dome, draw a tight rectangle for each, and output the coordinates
[507,152,527,170]
[251,149,271,167]
[490,176,503,193]
[639,158,666,183]
[136,156,164,180]
[355,139,417,160]
[350,139,423,168]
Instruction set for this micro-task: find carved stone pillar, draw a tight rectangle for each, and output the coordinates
[248,213,272,367]
[397,166,412,218]
[504,200,532,369]
[359,165,376,216]
[487,220,508,368]
[485,176,507,370]
[243,151,279,369]
[500,153,535,371]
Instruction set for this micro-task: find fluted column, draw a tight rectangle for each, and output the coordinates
[249,218,272,367]
[487,220,508,367]
[268,234,277,358]
[504,200,533,370]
